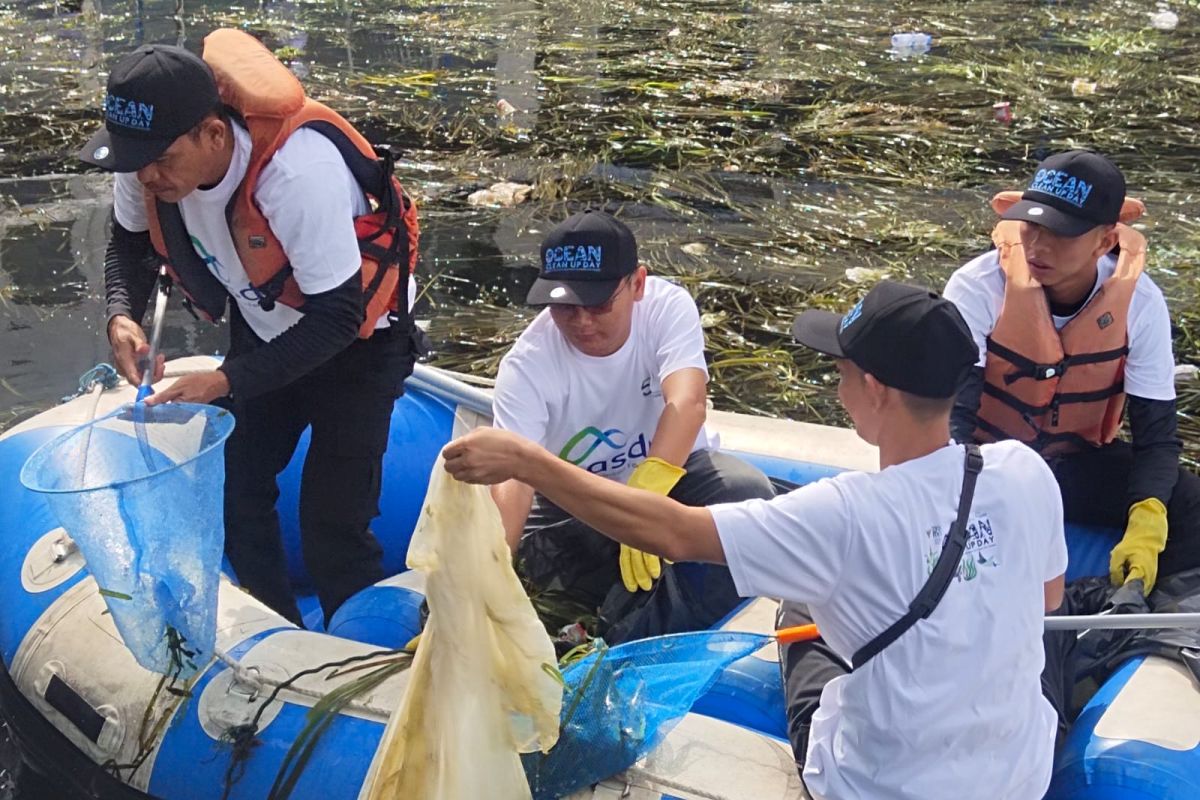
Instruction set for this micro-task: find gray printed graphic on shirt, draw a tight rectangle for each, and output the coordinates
[924,514,999,582]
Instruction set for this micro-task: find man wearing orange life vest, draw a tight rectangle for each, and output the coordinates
[945,150,1200,597]
[77,33,423,626]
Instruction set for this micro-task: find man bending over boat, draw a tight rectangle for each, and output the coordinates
[79,33,423,626]
[944,150,1200,597]
[445,280,1067,800]
[488,210,774,644]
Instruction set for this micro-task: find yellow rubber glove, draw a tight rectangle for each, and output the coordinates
[1109,498,1168,595]
[403,633,421,653]
[620,457,687,592]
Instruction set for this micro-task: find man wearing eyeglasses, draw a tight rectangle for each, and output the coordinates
[490,210,774,643]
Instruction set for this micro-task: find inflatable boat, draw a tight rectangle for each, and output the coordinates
[0,358,1195,799]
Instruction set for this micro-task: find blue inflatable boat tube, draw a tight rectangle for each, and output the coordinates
[0,358,1191,800]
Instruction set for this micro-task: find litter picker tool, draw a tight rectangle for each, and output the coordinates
[136,266,171,403]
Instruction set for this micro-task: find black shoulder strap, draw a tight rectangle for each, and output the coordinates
[154,199,229,322]
[851,444,984,670]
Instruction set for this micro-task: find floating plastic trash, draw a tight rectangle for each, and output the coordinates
[890,32,932,57]
[21,403,234,679]
[467,181,533,207]
[1150,9,1179,31]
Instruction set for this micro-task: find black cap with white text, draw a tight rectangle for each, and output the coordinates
[1000,150,1126,237]
[526,211,639,307]
[77,44,220,173]
[791,280,977,399]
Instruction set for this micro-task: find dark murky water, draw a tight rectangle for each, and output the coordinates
[4,0,1200,433]
[2,0,1200,792]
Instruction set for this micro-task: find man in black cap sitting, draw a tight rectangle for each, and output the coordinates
[487,209,773,644]
[444,280,1068,800]
[78,33,423,627]
[944,150,1200,599]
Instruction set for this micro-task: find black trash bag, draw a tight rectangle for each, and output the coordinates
[1047,568,1200,732]
[1067,569,1200,681]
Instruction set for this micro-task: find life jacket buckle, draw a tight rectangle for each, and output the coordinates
[373,144,396,178]
[1038,359,1068,380]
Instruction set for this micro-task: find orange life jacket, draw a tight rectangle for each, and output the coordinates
[975,192,1147,455]
[144,28,419,338]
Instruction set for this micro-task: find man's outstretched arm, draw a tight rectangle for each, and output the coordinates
[445,428,723,564]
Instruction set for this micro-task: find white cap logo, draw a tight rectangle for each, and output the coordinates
[92,146,110,160]
[550,286,568,299]
[1028,207,1044,216]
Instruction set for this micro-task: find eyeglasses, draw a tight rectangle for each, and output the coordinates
[548,279,630,317]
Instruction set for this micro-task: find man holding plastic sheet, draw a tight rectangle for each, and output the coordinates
[944,150,1200,597]
[445,280,1068,800]
[78,34,423,626]
[488,210,774,645]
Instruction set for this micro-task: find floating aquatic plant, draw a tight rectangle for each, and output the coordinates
[2,0,1200,463]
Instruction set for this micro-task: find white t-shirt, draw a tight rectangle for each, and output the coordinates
[944,250,1175,401]
[113,122,414,341]
[712,440,1067,800]
[493,276,718,484]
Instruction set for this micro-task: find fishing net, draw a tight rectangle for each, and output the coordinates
[362,458,562,800]
[523,630,769,800]
[20,402,234,678]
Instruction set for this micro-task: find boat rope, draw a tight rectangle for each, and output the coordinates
[65,363,121,400]
[217,646,410,800]
[61,363,121,422]
[623,768,743,800]
[211,644,401,716]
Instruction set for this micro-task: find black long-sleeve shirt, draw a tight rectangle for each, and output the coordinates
[951,366,1181,509]
[104,216,363,401]
[104,217,159,327]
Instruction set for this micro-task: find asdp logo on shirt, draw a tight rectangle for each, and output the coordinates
[558,425,650,475]
[190,235,227,280]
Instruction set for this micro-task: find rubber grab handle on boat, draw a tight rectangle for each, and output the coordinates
[44,673,105,743]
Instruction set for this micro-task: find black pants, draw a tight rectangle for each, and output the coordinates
[778,599,1078,783]
[221,313,415,626]
[777,602,847,775]
[516,449,775,644]
[1049,440,1200,579]
[777,444,1200,780]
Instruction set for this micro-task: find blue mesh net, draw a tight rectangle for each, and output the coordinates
[523,631,769,799]
[20,403,234,678]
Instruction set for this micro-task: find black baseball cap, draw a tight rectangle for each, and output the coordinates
[78,44,220,173]
[526,211,639,306]
[1001,150,1126,237]
[792,280,977,399]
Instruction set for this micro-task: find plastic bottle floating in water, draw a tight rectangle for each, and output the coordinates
[890,32,932,57]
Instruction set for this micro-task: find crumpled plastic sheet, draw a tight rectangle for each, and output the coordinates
[362,456,562,799]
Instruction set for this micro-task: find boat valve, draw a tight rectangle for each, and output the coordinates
[51,534,78,564]
[226,665,264,703]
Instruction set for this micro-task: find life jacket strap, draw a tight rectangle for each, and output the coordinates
[981,380,1125,419]
[986,337,1129,385]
